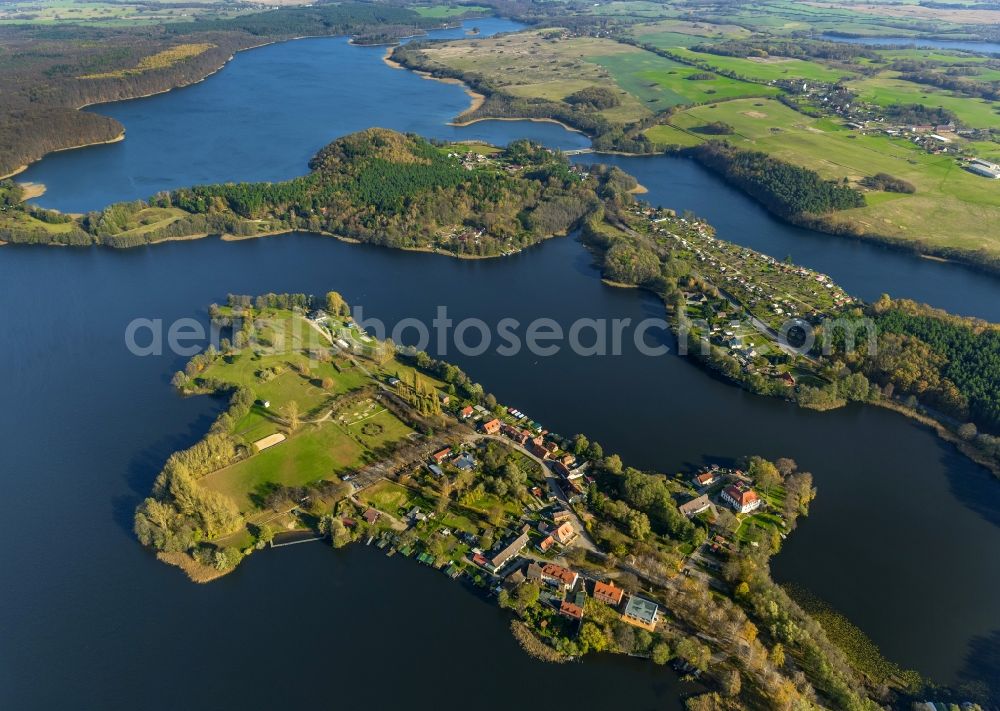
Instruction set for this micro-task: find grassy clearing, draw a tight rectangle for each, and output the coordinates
[201,421,366,510]
[79,43,214,79]
[358,480,421,514]
[0,211,78,234]
[662,97,1000,257]
[848,74,1000,129]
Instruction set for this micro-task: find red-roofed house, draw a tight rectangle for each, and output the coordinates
[460,405,474,419]
[482,418,501,435]
[692,470,718,488]
[721,483,762,514]
[593,580,625,606]
[431,447,452,464]
[559,600,584,620]
[537,535,555,553]
[541,563,579,590]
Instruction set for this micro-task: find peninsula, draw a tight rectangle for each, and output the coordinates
[136,290,929,711]
[0,129,598,257]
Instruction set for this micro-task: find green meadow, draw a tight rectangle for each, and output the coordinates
[653,98,1000,257]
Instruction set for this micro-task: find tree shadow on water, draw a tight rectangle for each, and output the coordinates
[956,629,1000,705]
[939,446,1000,531]
[110,404,224,535]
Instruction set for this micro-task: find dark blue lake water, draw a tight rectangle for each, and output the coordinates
[5,17,1000,708]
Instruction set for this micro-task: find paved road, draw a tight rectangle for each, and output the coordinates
[474,432,599,554]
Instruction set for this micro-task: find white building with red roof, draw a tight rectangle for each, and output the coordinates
[721,482,762,514]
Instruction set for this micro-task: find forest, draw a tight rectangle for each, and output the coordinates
[686,142,866,218]
[864,297,1000,433]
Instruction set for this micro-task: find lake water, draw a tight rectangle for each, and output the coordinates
[20,18,588,214]
[6,16,1000,706]
[820,33,1000,55]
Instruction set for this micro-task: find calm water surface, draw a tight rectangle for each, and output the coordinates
[21,18,587,214]
[6,16,1000,706]
[821,33,1000,55]
[2,234,1000,705]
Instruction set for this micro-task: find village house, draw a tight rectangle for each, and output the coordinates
[721,482,762,514]
[621,595,660,632]
[692,470,718,488]
[679,494,712,518]
[537,535,555,553]
[541,563,579,590]
[500,422,530,444]
[453,453,476,471]
[593,580,625,607]
[525,561,543,583]
[362,508,380,526]
[552,521,575,545]
[559,599,584,621]
[551,509,573,524]
[430,447,451,464]
[488,532,530,572]
[460,405,474,419]
[481,418,501,435]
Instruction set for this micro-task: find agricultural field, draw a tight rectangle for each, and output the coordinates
[665,0,976,37]
[411,4,489,18]
[652,98,1000,257]
[848,75,1000,129]
[413,29,780,122]
[409,30,655,123]
[0,0,250,26]
[666,47,853,84]
[587,51,780,112]
[627,18,752,49]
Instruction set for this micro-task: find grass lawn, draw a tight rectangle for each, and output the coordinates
[666,97,1000,257]
[201,421,366,510]
[346,408,414,450]
[359,480,421,515]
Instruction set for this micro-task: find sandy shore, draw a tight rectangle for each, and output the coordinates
[1,132,125,181]
[383,48,485,114]
[18,182,47,200]
[449,115,585,135]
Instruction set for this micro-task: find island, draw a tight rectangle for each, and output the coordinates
[136,290,941,711]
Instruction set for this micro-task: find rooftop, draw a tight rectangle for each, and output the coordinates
[623,595,659,625]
